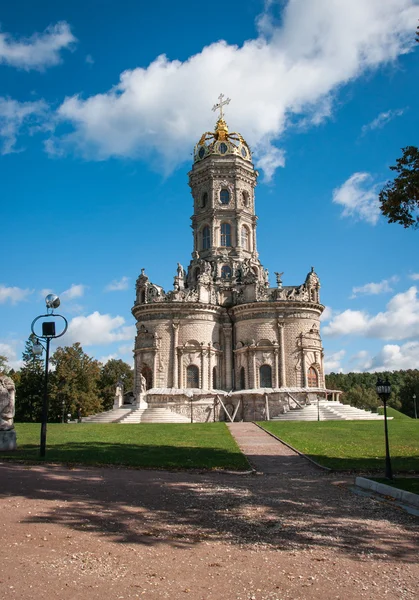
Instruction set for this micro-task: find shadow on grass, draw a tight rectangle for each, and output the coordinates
[1,441,249,470]
[1,457,418,563]
[304,454,419,473]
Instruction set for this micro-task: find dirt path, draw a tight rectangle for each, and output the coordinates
[227,422,321,475]
[1,461,418,600]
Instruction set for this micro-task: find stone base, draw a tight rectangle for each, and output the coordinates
[0,429,17,451]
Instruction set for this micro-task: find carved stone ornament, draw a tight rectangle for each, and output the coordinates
[0,375,15,431]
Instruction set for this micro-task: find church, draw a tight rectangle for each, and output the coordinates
[131,96,331,422]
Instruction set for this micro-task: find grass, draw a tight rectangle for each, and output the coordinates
[1,422,250,471]
[259,420,419,472]
[377,406,412,420]
[372,477,419,495]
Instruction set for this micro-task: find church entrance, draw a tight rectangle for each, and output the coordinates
[141,365,153,390]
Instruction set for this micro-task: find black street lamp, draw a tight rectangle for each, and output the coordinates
[413,393,417,420]
[31,294,68,458]
[376,377,393,480]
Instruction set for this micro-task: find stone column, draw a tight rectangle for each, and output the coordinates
[178,349,183,388]
[252,348,257,388]
[200,344,205,389]
[208,344,212,389]
[172,321,179,388]
[277,321,286,387]
[274,347,279,389]
[223,324,233,390]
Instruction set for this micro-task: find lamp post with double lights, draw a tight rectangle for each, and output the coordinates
[31,294,68,457]
[376,378,393,481]
[413,393,417,420]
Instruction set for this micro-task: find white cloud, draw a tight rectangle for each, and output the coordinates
[409,273,419,281]
[61,283,86,300]
[320,306,333,322]
[332,172,380,225]
[0,284,32,304]
[85,54,94,65]
[348,350,373,372]
[0,97,48,154]
[351,276,398,298]
[361,108,405,134]
[0,341,23,371]
[48,0,418,178]
[105,276,130,292]
[324,349,345,373]
[369,341,419,371]
[0,21,76,71]
[324,286,419,340]
[65,311,135,346]
[118,344,133,355]
[98,353,117,364]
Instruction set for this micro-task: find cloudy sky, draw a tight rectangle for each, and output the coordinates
[1,0,418,374]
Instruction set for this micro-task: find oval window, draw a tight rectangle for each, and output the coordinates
[241,146,247,158]
[220,189,230,205]
[219,142,228,154]
[198,146,205,159]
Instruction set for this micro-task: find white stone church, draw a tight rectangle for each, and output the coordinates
[130,98,334,422]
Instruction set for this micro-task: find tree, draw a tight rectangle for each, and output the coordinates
[341,385,380,411]
[50,343,102,421]
[379,146,419,228]
[14,334,44,422]
[97,358,134,410]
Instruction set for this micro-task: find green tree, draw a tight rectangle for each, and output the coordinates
[342,385,380,411]
[379,146,419,229]
[98,358,134,410]
[50,343,102,421]
[14,334,44,422]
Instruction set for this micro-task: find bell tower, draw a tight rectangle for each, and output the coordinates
[187,95,263,287]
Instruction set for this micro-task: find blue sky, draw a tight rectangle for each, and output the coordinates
[1,0,419,374]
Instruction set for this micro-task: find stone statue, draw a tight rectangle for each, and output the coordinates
[140,374,147,394]
[275,271,284,288]
[177,263,185,278]
[0,375,15,431]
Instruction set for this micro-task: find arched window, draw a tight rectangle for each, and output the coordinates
[220,189,230,205]
[260,364,272,388]
[241,226,250,250]
[239,367,245,390]
[140,290,146,303]
[141,365,153,390]
[201,192,208,208]
[220,223,231,247]
[221,265,231,279]
[308,366,319,388]
[212,366,217,389]
[202,226,210,250]
[186,365,199,388]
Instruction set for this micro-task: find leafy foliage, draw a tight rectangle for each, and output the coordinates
[379,145,419,228]
[14,334,45,422]
[49,343,102,421]
[97,358,134,410]
[342,385,379,411]
[326,369,419,414]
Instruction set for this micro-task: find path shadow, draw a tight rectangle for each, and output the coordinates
[1,457,418,563]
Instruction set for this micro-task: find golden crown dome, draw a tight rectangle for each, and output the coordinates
[194,95,252,163]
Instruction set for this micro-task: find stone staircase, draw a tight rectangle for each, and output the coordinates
[271,400,389,422]
[81,406,133,423]
[121,407,190,424]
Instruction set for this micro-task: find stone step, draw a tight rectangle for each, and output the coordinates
[271,400,387,422]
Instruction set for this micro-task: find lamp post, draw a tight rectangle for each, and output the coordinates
[31,294,68,458]
[413,393,417,420]
[376,378,393,481]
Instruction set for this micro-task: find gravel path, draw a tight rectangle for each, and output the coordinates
[1,460,418,600]
[227,422,321,475]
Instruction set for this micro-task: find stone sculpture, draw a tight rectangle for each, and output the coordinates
[0,375,15,431]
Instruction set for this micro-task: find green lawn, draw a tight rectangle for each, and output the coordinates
[2,423,250,471]
[259,420,419,472]
[372,477,419,495]
[377,406,412,420]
